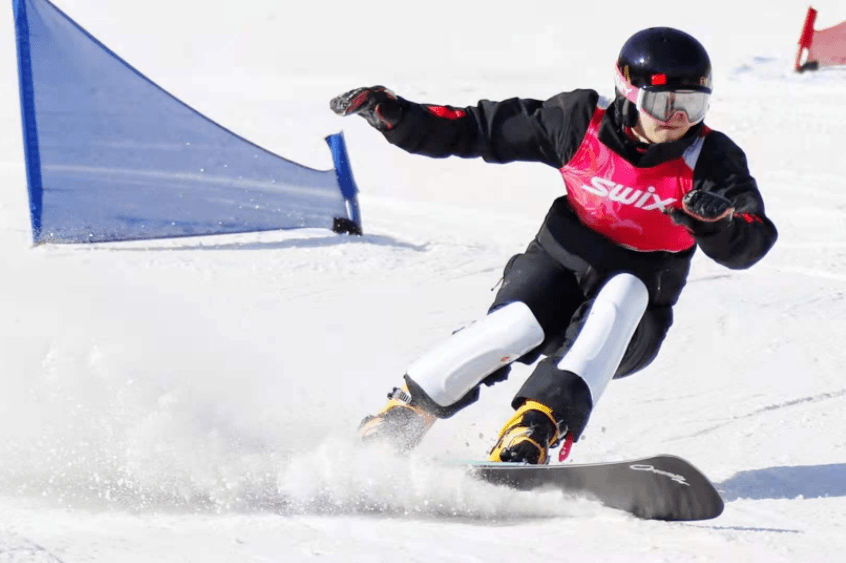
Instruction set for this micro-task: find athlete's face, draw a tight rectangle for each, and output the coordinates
[633,109,695,144]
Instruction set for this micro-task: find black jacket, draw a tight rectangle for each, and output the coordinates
[382,89,778,306]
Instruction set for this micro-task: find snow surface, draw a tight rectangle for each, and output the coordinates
[3,0,846,561]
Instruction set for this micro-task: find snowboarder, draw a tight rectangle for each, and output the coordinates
[330,27,778,464]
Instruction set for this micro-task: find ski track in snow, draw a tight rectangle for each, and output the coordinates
[669,389,846,441]
[0,533,66,563]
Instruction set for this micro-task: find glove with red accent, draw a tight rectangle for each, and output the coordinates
[667,190,735,235]
[330,86,404,132]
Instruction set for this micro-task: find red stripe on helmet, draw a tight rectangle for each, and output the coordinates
[651,73,668,86]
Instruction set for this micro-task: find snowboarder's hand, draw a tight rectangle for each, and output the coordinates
[667,190,735,235]
[330,86,404,131]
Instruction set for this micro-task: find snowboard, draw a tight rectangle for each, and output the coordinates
[466,454,724,521]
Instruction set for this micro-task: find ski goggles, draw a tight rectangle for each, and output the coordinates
[614,67,711,124]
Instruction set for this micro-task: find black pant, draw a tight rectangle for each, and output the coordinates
[487,240,674,440]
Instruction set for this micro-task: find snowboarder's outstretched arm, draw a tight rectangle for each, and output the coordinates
[330,85,598,168]
[669,132,778,269]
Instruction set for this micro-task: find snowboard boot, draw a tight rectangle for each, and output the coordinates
[488,400,564,465]
[358,384,436,452]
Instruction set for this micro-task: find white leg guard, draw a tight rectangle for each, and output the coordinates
[556,273,649,404]
[406,302,545,408]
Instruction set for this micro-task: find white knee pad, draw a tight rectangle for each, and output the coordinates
[557,273,648,404]
[406,302,545,408]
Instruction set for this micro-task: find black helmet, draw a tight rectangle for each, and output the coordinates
[614,27,712,127]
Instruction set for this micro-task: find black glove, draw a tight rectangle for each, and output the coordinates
[329,86,404,131]
[667,190,735,235]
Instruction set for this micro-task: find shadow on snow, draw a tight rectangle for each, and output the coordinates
[93,233,429,253]
[717,463,846,502]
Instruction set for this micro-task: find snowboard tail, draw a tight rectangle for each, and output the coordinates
[468,454,724,521]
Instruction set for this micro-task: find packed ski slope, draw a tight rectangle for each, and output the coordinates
[2,0,846,561]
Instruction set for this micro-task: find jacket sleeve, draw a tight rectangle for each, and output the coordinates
[692,132,778,269]
[381,89,599,169]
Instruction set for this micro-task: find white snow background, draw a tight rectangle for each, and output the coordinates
[2,0,846,561]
